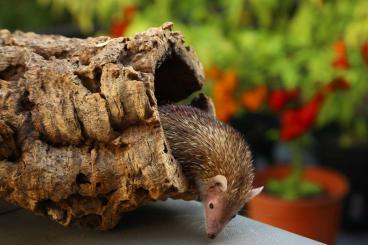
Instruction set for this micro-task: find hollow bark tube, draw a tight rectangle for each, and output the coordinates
[0,22,204,230]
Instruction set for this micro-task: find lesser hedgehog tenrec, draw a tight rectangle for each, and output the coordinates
[159,105,263,239]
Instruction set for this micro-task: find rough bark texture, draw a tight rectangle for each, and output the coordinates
[0,22,205,230]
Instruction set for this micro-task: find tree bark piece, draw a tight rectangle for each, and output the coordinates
[0,22,204,230]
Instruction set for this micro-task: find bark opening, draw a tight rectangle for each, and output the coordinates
[154,51,202,104]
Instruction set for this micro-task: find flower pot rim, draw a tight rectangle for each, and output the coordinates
[253,165,349,206]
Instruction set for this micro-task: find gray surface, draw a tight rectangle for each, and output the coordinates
[0,201,19,215]
[0,199,323,245]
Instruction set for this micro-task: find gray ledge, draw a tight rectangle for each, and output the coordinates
[0,199,324,245]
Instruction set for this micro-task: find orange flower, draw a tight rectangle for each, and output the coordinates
[206,65,221,81]
[334,40,346,57]
[241,85,268,112]
[211,68,239,122]
[221,70,237,91]
[215,98,238,122]
[332,40,349,69]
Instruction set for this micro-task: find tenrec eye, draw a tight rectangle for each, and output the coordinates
[209,203,214,209]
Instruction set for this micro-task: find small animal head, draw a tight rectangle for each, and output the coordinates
[201,175,263,239]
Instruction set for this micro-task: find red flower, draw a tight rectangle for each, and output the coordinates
[123,5,137,19]
[298,93,324,126]
[269,89,300,112]
[280,93,324,141]
[111,21,130,37]
[280,110,305,141]
[326,78,350,93]
[332,57,349,69]
[361,41,368,64]
[110,5,137,37]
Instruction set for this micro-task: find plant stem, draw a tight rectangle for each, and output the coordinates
[283,140,303,199]
[290,140,302,182]
[266,137,322,200]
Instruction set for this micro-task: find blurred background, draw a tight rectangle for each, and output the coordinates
[1,0,367,244]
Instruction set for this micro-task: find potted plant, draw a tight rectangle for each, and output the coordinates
[246,85,350,244]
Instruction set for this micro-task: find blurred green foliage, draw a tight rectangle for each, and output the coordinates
[0,0,70,32]
[2,0,368,143]
[0,0,49,31]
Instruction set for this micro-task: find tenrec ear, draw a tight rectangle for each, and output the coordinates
[209,175,228,192]
[245,186,264,202]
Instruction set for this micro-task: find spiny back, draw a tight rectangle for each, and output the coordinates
[159,105,254,205]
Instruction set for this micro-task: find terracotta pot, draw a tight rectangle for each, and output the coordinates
[247,165,349,245]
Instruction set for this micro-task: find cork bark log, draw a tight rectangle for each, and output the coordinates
[0,23,205,230]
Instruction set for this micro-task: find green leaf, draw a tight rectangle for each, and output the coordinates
[266,178,323,201]
[289,2,314,46]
